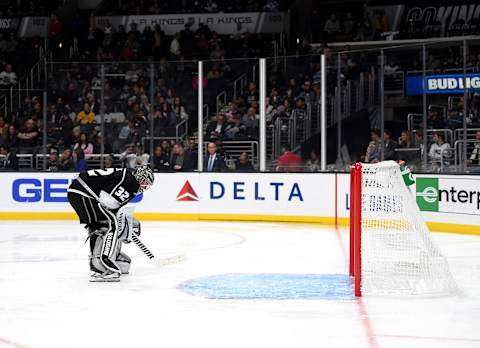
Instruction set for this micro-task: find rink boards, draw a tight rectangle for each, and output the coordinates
[0,172,479,234]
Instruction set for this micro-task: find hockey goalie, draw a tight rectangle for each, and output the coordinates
[67,165,154,282]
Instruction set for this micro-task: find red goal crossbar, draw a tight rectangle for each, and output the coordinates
[349,163,362,297]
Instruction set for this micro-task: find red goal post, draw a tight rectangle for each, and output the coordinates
[348,161,457,298]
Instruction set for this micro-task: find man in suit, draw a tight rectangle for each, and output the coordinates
[204,142,227,172]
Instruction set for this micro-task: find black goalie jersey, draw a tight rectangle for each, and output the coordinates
[69,168,140,208]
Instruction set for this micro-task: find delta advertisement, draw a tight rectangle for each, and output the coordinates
[405,73,480,96]
[0,172,334,221]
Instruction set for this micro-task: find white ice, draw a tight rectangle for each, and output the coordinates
[0,221,479,348]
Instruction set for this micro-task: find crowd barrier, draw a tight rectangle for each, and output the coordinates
[0,172,479,235]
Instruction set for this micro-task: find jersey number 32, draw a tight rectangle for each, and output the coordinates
[114,187,130,202]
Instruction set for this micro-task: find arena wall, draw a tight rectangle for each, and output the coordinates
[0,172,479,235]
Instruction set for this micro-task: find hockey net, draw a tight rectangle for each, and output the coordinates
[349,161,458,297]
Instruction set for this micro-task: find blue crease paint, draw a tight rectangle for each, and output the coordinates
[180,274,354,300]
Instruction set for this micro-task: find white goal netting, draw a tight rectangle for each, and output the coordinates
[360,161,458,297]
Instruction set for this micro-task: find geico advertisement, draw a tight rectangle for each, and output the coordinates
[1,172,335,217]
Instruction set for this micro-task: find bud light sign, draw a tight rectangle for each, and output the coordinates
[405,73,480,95]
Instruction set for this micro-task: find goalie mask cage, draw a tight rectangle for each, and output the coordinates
[349,161,458,297]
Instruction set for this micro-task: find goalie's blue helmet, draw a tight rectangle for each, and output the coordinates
[133,165,154,193]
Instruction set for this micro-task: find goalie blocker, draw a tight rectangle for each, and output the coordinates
[67,166,154,282]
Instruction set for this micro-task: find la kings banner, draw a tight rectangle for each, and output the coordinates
[94,12,286,35]
[0,18,20,32]
[402,3,480,37]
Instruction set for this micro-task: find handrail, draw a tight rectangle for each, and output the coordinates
[233,73,247,100]
[454,139,478,168]
[175,119,188,140]
[203,104,209,128]
[216,90,226,114]
[454,128,480,142]
[407,113,424,131]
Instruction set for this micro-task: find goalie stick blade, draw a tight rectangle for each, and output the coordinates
[152,253,187,267]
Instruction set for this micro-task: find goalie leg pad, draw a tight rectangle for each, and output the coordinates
[115,242,131,274]
[89,229,121,276]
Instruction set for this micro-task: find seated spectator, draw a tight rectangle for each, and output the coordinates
[170,142,195,172]
[235,152,254,172]
[206,114,227,140]
[0,63,17,88]
[469,131,480,166]
[104,154,115,169]
[305,151,321,172]
[204,142,227,172]
[152,145,170,171]
[244,82,258,105]
[293,97,307,119]
[324,13,341,40]
[398,130,413,148]
[0,117,7,145]
[297,81,314,103]
[383,130,398,160]
[225,117,247,140]
[17,119,39,153]
[427,108,445,129]
[276,144,302,172]
[74,148,89,171]
[161,140,171,158]
[364,129,381,163]
[46,151,59,172]
[58,149,74,171]
[173,97,189,120]
[429,133,451,162]
[241,107,259,139]
[185,138,198,168]
[73,133,93,155]
[77,103,95,133]
[445,108,463,130]
[414,129,425,156]
[93,134,112,154]
[2,124,17,149]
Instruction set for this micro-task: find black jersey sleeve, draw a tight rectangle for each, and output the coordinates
[103,169,140,206]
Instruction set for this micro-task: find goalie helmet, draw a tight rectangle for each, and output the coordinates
[133,165,154,192]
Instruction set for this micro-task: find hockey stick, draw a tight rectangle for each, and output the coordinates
[131,232,187,267]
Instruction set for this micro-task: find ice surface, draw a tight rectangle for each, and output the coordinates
[0,221,479,348]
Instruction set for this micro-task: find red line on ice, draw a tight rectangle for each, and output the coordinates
[334,226,379,348]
